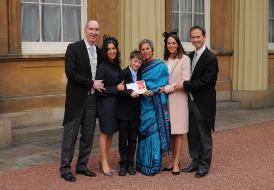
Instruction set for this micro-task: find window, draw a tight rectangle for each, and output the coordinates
[269,0,274,49]
[172,0,210,51]
[20,0,87,54]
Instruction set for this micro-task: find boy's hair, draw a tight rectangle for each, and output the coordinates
[130,50,144,61]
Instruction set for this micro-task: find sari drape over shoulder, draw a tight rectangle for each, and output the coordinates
[136,59,170,176]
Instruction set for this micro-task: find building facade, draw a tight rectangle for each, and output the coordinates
[0,0,273,131]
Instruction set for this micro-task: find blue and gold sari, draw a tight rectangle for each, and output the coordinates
[136,59,170,176]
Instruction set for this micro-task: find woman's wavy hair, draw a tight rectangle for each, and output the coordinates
[101,35,121,67]
[162,29,185,61]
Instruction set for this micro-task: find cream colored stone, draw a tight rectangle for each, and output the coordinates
[233,0,268,90]
[119,0,165,67]
[0,118,11,149]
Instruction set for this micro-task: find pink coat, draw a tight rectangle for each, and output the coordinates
[165,55,191,134]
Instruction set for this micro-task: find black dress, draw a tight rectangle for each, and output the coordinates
[96,60,121,134]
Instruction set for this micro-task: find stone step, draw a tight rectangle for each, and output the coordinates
[1,107,64,128]
[12,124,64,145]
[12,122,119,149]
[216,101,240,111]
[9,101,239,145]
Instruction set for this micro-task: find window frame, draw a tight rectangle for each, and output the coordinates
[172,0,210,52]
[20,0,87,55]
[269,0,274,50]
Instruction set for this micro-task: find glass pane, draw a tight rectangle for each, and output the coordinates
[195,0,204,13]
[270,20,274,43]
[180,13,192,41]
[63,0,81,5]
[172,12,179,30]
[172,0,179,11]
[41,0,60,3]
[180,0,192,12]
[63,6,81,41]
[21,3,40,42]
[41,4,61,42]
[270,0,274,18]
[194,14,204,27]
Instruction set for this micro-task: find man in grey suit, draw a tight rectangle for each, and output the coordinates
[59,20,104,182]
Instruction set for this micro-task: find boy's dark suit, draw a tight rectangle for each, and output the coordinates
[118,66,140,169]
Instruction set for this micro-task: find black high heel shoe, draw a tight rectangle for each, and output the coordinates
[99,161,113,176]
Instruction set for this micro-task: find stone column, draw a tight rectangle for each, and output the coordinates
[119,0,165,67]
[232,0,271,108]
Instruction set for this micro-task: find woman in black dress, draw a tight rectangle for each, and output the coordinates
[96,35,124,176]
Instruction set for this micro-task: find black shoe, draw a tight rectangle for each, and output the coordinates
[162,167,173,171]
[61,172,76,182]
[99,161,113,176]
[119,167,127,176]
[182,165,197,173]
[172,162,180,175]
[127,166,136,175]
[76,169,96,177]
[195,170,208,178]
[172,170,180,175]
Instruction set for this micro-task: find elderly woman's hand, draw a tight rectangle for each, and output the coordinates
[158,87,165,93]
[144,90,153,96]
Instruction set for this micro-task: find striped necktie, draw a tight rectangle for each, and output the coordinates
[191,52,198,73]
[88,46,97,80]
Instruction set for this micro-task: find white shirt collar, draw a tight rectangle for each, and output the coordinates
[129,65,138,75]
[195,44,206,57]
[84,38,96,50]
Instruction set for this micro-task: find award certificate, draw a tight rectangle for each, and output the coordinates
[126,80,147,94]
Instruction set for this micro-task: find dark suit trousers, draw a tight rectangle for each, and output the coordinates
[118,119,139,168]
[187,100,212,172]
[60,95,96,175]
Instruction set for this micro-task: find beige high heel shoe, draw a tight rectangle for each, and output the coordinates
[99,161,113,176]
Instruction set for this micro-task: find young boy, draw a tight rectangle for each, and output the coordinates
[118,50,143,176]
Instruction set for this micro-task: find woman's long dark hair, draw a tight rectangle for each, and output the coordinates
[162,29,185,61]
[101,35,121,68]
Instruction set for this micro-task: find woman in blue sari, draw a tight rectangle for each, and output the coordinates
[136,39,170,176]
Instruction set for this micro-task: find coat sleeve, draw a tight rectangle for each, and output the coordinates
[183,55,218,93]
[181,56,191,82]
[65,44,93,90]
[95,64,119,97]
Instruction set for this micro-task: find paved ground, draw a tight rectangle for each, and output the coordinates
[0,102,274,189]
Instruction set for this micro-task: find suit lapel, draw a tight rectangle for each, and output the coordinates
[80,40,92,74]
[124,66,133,83]
[191,48,208,78]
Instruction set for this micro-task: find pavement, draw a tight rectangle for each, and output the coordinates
[0,101,274,190]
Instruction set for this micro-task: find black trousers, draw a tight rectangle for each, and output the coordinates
[60,95,96,175]
[187,100,212,172]
[118,119,139,168]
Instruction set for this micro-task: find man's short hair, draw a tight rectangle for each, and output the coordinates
[189,25,206,36]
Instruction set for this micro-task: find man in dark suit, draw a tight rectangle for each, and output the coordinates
[59,20,104,182]
[117,50,143,176]
[181,25,219,178]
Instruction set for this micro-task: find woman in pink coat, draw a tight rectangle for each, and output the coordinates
[160,30,191,175]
